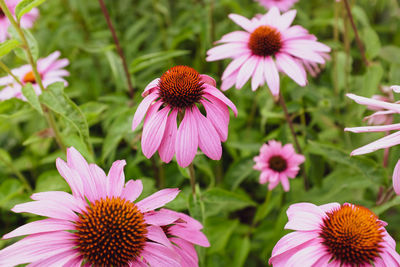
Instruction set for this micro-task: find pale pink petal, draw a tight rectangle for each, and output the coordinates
[393,159,400,195]
[175,109,198,168]
[264,57,280,96]
[12,200,79,221]
[89,163,107,199]
[107,160,126,198]
[235,56,259,89]
[132,92,159,131]
[278,10,297,30]
[121,179,143,202]
[346,93,400,113]
[251,58,264,91]
[285,243,328,267]
[228,14,255,32]
[222,54,251,80]
[143,78,160,96]
[391,85,400,93]
[216,31,250,44]
[206,43,249,61]
[345,123,400,133]
[136,188,180,212]
[350,131,400,156]
[275,53,307,86]
[3,219,74,239]
[158,109,178,163]
[27,250,80,267]
[56,158,84,199]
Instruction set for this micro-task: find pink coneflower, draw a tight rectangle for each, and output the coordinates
[0,147,183,266]
[269,202,400,266]
[253,140,305,191]
[206,7,330,95]
[255,0,299,11]
[0,0,39,42]
[147,208,210,266]
[0,51,69,101]
[344,86,400,156]
[132,65,237,168]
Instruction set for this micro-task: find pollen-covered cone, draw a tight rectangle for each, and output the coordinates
[132,65,237,168]
[0,147,184,267]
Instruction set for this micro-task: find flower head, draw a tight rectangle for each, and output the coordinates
[255,0,299,11]
[0,147,183,266]
[0,51,69,101]
[132,65,237,168]
[148,208,210,266]
[206,8,330,95]
[0,0,39,42]
[253,140,305,191]
[269,202,400,266]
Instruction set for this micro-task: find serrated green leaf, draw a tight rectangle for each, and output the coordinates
[22,83,43,115]
[0,39,20,58]
[15,0,46,21]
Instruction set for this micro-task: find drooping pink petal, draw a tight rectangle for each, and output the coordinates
[200,74,217,87]
[275,53,307,86]
[169,225,210,247]
[235,56,259,89]
[345,123,400,133]
[203,84,238,116]
[222,54,251,80]
[170,238,198,266]
[144,211,180,226]
[264,56,280,96]
[158,109,178,163]
[132,92,159,131]
[143,78,160,96]
[393,159,400,195]
[216,31,250,44]
[141,242,181,267]
[26,250,80,267]
[146,225,173,249]
[251,58,264,91]
[346,93,400,113]
[350,131,400,156]
[201,96,230,141]
[136,188,180,213]
[175,109,199,168]
[285,243,328,267]
[106,160,126,198]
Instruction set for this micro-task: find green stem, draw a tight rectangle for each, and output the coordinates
[188,163,196,196]
[0,60,23,86]
[0,152,32,192]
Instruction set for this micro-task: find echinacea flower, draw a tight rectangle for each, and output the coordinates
[345,86,400,156]
[365,94,394,125]
[253,140,305,191]
[148,209,210,266]
[0,51,69,101]
[255,0,299,11]
[132,65,237,168]
[269,202,400,266]
[206,7,330,95]
[0,0,39,42]
[0,147,183,266]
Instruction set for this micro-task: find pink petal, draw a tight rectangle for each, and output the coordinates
[143,78,160,96]
[264,57,280,96]
[106,160,126,198]
[141,106,170,158]
[346,93,400,113]
[141,242,181,267]
[235,56,258,89]
[175,109,198,168]
[228,14,255,32]
[169,225,210,247]
[201,96,229,141]
[206,43,248,61]
[222,53,251,80]
[160,208,204,229]
[143,210,180,226]
[132,92,159,131]
[251,58,264,91]
[285,243,328,267]
[27,250,80,267]
[203,84,238,116]
[12,200,79,221]
[192,106,222,160]
[345,123,400,133]
[275,53,307,86]
[158,109,178,163]
[200,74,216,87]
[350,131,400,156]
[89,163,107,199]
[393,159,400,195]
[391,85,400,93]
[146,225,173,249]
[278,10,297,30]
[56,158,84,199]
[136,188,180,213]
[170,238,198,267]
[216,31,250,44]
[121,179,143,202]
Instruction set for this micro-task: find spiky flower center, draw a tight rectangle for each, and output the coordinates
[22,71,37,84]
[248,26,282,57]
[158,65,204,109]
[75,197,147,266]
[320,205,384,265]
[268,155,287,172]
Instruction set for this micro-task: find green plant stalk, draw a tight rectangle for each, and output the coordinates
[0,0,66,152]
[0,60,23,86]
[0,151,32,192]
[188,163,196,196]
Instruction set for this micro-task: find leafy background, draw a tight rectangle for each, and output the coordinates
[1,0,400,266]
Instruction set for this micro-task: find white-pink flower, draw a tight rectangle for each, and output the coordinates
[255,0,299,11]
[0,147,184,266]
[206,7,330,95]
[0,51,69,101]
[132,65,237,168]
[253,140,305,191]
[0,0,39,42]
[269,202,400,266]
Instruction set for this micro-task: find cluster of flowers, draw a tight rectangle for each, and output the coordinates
[1,0,400,266]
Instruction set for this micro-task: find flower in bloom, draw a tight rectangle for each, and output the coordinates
[0,0,39,42]
[345,86,400,156]
[0,147,185,266]
[132,65,237,168]
[148,209,210,266]
[206,7,330,95]
[255,0,299,11]
[269,202,400,266]
[0,51,69,101]
[253,140,305,191]
[365,94,394,126]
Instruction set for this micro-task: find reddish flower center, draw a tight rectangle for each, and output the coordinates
[75,197,147,266]
[320,205,384,265]
[0,8,4,18]
[268,155,287,172]
[248,26,282,57]
[22,71,37,84]
[158,65,204,109]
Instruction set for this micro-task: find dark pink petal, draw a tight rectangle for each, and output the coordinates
[228,14,255,32]
[132,92,159,131]
[136,188,180,212]
[276,53,307,86]
[121,179,143,202]
[169,225,210,247]
[285,243,328,267]
[146,225,173,249]
[56,158,84,199]
[106,160,126,198]
[61,255,83,267]
[270,231,320,259]
[12,199,79,221]
[203,84,238,116]
[144,210,180,226]
[201,96,230,142]
[200,74,216,87]
[176,109,198,168]
[158,109,178,163]
[141,106,170,158]
[141,242,181,267]
[160,209,203,230]
[192,106,222,160]
[170,237,198,266]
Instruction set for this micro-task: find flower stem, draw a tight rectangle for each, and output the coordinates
[0,151,32,192]
[0,0,66,152]
[0,60,23,86]
[188,163,196,196]
[278,91,309,190]
[342,0,370,67]
[98,0,134,98]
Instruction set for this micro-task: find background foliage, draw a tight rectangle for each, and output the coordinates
[1,0,400,266]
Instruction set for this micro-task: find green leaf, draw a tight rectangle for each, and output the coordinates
[15,0,47,21]
[231,236,251,267]
[21,83,43,115]
[39,82,91,152]
[35,170,69,192]
[130,50,189,74]
[379,46,400,65]
[0,179,24,209]
[0,39,21,58]
[8,27,39,61]
[224,158,255,190]
[205,217,239,254]
[362,27,381,60]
